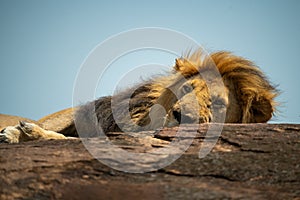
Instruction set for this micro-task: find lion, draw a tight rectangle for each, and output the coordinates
[0,50,278,143]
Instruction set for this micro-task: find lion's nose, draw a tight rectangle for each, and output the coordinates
[173,110,181,122]
[173,110,195,124]
[173,110,212,124]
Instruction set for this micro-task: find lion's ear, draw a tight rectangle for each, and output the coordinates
[250,97,274,123]
[174,58,185,72]
[241,93,275,123]
[174,58,198,77]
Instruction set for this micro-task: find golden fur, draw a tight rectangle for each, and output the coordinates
[212,51,277,122]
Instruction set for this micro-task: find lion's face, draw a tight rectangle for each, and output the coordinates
[159,56,243,127]
[162,73,239,127]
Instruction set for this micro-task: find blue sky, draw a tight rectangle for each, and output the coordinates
[0,0,299,123]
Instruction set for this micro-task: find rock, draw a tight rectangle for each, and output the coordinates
[0,123,299,200]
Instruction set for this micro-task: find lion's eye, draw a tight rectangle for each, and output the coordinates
[182,85,193,94]
[213,99,226,107]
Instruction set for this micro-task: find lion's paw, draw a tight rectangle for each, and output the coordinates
[0,126,21,143]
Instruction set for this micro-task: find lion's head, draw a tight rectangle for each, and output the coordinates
[76,50,278,134]
[130,50,277,130]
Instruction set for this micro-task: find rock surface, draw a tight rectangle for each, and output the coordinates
[0,123,299,200]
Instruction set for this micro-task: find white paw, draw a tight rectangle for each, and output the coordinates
[0,121,39,143]
[0,126,21,144]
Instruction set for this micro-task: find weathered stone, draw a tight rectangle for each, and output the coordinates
[0,124,299,200]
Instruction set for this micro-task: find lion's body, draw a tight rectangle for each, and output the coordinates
[0,50,278,143]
